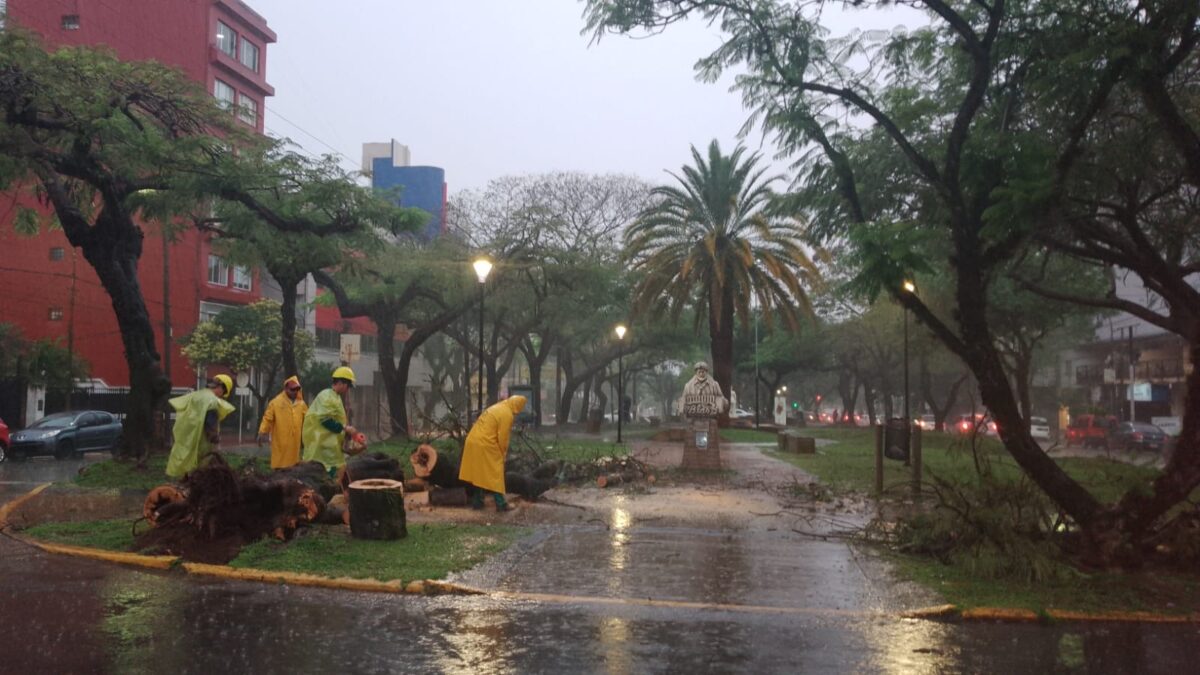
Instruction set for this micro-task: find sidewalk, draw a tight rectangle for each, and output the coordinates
[453,441,935,613]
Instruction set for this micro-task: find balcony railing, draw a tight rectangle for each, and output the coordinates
[1136,358,1185,380]
[1075,364,1105,386]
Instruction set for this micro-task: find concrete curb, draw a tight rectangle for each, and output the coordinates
[0,482,51,528]
[903,604,1199,624]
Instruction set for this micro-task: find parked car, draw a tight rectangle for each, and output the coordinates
[918,414,937,431]
[7,411,123,460]
[0,416,9,463]
[731,407,754,419]
[1108,421,1168,452]
[1064,414,1119,448]
[955,413,996,435]
[1029,416,1051,441]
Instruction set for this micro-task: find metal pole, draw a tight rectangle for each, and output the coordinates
[617,349,623,443]
[904,304,910,466]
[478,282,485,412]
[911,423,922,497]
[464,320,471,424]
[754,311,760,429]
[874,423,884,495]
[1129,326,1136,422]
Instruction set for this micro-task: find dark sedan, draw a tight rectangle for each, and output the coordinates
[7,411,123,460]
[1108,421,1168,452]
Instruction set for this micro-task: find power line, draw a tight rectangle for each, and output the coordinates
[265,105,362,172]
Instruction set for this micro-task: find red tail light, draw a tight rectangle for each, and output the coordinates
[1132,433,1143,441]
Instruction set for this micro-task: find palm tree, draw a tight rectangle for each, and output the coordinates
[625,140,819,423]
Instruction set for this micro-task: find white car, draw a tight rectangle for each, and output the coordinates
[732,408,754,419]
[1030,416,1051,440]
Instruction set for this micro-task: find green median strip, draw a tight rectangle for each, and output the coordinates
[24,518,527,583]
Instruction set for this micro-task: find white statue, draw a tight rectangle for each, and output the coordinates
[679,362,728,418]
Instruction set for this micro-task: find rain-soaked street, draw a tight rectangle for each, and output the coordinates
[3,447,1200,673]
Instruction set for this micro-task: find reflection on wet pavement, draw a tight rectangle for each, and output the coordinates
[3,535,1198,674]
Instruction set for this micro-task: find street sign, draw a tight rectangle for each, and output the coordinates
[235,372,250,388]
[339,334,361,363]
[235,386,250,396]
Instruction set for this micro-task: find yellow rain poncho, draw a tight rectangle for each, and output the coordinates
[165,389,235,479]
[258,376,308,469]
[459,396,526,494]
[301,388,348,471]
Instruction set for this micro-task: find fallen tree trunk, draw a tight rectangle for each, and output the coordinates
[137,455,326,563]
[348,479,407,540]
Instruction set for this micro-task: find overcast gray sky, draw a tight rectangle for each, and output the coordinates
[249,1,923,192]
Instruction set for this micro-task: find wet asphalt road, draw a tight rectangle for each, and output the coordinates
[0,452,106,503]
[3,453,1200,673]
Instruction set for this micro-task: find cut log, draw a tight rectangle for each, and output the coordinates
[410,444,438,478]
[347,478,407,540]
[428,486,468,507]
[597,470,640,488]
[144,485,188,526]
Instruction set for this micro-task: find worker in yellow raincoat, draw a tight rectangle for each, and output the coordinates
[166,374,236,479]
[459,395,526,511]
[257,375,308,469]
[301,366,357,475]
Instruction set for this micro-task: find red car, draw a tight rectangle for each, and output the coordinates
[1065,414,1119,448]
[0,416,9,463]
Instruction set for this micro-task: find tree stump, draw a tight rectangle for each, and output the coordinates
[347,479,407,540]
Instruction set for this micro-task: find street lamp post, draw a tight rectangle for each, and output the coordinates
[902,280,916,465]
[473,258,493,414]
[754,309,760,429]
[615,324,627,443]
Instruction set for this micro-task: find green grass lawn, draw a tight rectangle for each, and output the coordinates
[231,523,526,581]
[73,453,270,491]
[893,553,1200,614]
[24,518,527,582]
[768,427,1160,503]
[25,518,139,551]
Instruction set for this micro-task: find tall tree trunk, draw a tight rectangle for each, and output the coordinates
[78,215,168,460]
[373,313,407,437]
[274,272,303,379]
[708,282,735,427]
[1014,350,1034,419]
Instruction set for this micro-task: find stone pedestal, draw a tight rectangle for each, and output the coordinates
[681,417,723,470]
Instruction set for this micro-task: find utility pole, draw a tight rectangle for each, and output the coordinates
[1128,326,1136,422]
[66,248,77,410]
[162,232,172,387]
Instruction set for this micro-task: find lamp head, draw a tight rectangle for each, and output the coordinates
[615,324,627,340]
[473,258,493,284]
[903,280,916,293]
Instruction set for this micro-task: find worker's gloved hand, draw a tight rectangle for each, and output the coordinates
[345,425,357,437]
[256,434,266,448]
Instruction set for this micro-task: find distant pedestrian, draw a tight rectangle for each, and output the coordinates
[166,374,235,479]
[257,375,308,469]
[301,367,357,475]
[459,395,527,512]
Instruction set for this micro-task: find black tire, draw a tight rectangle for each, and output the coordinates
[8,447,26,461]
[54,440,74,460]
[110,435,123,456]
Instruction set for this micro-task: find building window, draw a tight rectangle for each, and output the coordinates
[199,301,232,323]
[49,247,65,261]
[213,79,235,110]
[48,307,64,321]
[215,21,236,57]
[207,255,228,286]
[237,94,257,126]
[232,266,252,291]
[361,335,378,354]
[316,328,341,350]
[240,40,259,72]
[61,15,80,30]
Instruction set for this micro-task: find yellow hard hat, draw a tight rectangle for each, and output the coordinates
[212,374,233,399]
[332,366,356,384]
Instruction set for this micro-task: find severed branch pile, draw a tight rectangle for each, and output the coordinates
[138,455,331,564]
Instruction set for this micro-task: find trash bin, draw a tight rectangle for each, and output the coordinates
[884,417,910,461]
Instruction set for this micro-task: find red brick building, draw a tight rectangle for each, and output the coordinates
[0,0,276,388]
